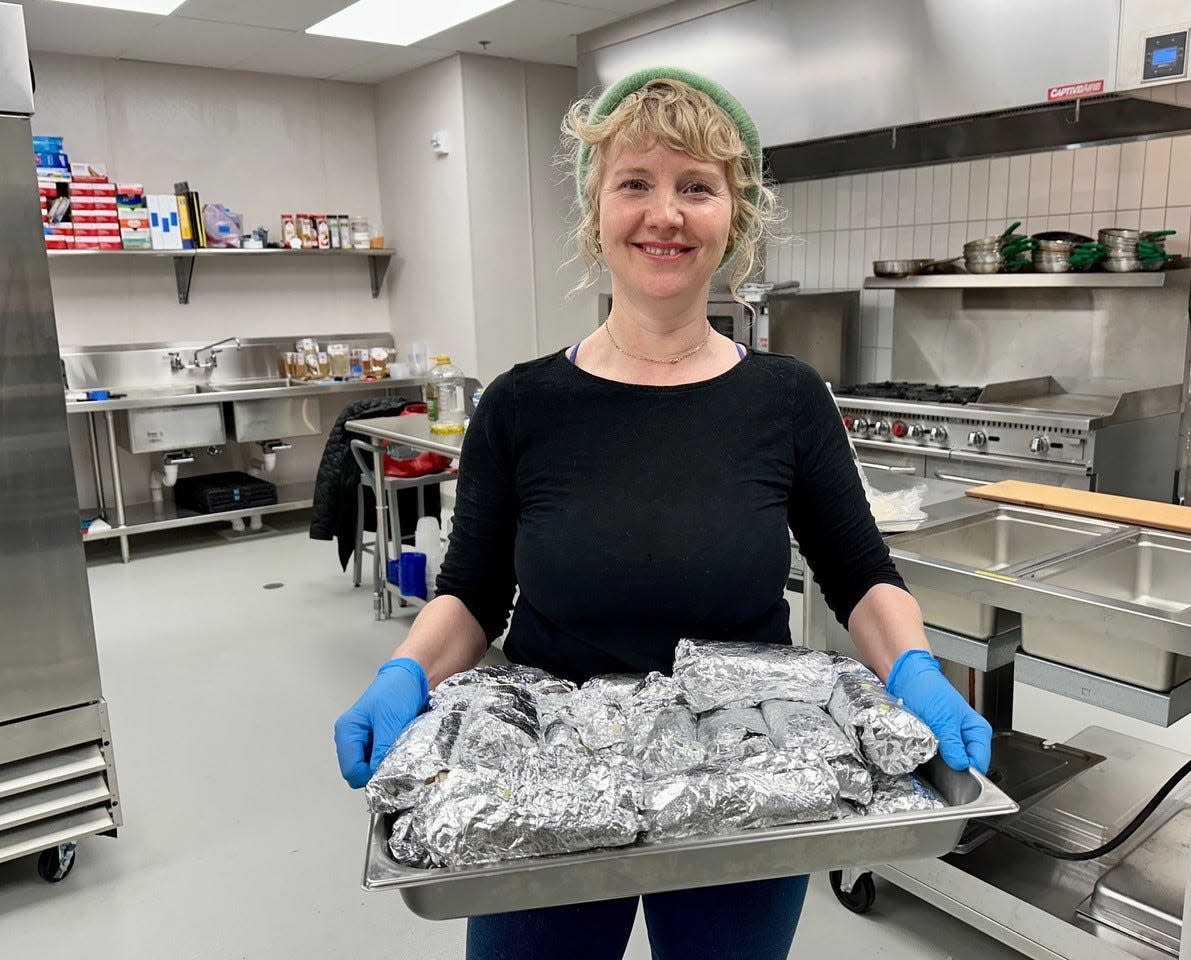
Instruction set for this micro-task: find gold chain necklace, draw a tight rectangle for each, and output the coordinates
[604,319,712,365]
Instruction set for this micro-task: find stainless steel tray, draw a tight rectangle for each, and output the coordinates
[361,759,1017,919]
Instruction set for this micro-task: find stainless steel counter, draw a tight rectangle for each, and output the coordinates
[67,376,429,413]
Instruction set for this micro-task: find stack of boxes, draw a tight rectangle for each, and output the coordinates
[35,135,73,250]
[116,183,151,250]
[71,167,121,251]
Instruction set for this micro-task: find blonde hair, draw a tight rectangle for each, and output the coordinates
[560,77,781,301]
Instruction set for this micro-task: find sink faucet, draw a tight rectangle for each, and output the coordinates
[169,337,242,372]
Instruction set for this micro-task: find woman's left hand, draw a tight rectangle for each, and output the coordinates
[885,650,993,773]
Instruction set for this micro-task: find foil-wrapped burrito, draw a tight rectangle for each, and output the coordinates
[433,664,574,702]
[863,773,947,816]
[631,706,706,779]
[366,706,464,813]
[538,687,629,754]
[761,700,873,805]
[643,754,840,842]
[673,639,837,712]
[697,708,774,761]
[388,810,434,868]
[826,672,937,776]
[581,673,647,704]
[447,684,541,768]
[415,751,643,868]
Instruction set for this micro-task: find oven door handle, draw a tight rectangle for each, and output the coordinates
[860,461,917,474]
[934,470,993,485]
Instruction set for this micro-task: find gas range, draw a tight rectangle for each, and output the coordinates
[836,380,1091,466]
[833,377,1182,496]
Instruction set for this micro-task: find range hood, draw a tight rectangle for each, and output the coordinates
[578,0,1191,178]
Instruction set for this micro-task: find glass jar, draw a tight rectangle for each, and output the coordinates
[285,351,306,381]
[328,343,350,379]
[350,217,370,250]
[370,347,390,377]
[317,351,331,379]
[350,348,368,379]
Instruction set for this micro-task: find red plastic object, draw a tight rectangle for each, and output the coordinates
[892,420,908,438]
[384,450,452,478]
[401,403,428,415]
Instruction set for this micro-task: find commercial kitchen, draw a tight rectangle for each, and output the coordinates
[2,1,1191,958]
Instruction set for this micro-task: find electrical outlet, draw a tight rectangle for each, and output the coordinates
[431,130,449,156]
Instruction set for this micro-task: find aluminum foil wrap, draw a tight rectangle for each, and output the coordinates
[760,700,872,805]
[388,810,434,868]
[538,687,629,754]
[433,663,574,702]
[697,708,774,761]
[448,685,541,768]
[829,652,879,680]
[415,750,643,868]
[366,706,464,813]
[632,706,706,779]
[643,753,840,842]
[826,673,937,776]
[863,773,947,816]
[581,673,647,704]
[673,639,837,712]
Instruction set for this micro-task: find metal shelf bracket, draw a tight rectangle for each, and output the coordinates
[369,252,392,299]
[173,253,195,305]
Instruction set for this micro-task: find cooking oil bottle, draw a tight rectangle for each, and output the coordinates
[427,355,466,434]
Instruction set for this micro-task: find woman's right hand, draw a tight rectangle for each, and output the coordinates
[334,657,430,788]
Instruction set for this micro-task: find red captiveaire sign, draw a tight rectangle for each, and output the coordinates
[1047,79,1105,102]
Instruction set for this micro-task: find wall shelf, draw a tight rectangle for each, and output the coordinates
[47,247,395,304]
[863,272,1168,290]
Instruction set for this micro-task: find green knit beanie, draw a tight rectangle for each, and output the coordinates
[575,65,763,214]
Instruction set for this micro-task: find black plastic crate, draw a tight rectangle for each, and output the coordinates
[173,471,278,514]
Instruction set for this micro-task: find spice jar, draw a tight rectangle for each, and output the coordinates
[370,347,390,377]
[285,351,306,382]
[317,351,331,379]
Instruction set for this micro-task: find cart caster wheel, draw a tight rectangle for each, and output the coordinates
[829,869,875,914]
[37,843,77,883]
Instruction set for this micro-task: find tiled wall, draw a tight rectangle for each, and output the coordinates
[765,134,1191,383]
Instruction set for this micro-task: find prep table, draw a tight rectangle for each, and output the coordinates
[803,472,1191,959]
[345,414,464,619]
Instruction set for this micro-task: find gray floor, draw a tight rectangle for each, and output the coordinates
[0,513,1131,959]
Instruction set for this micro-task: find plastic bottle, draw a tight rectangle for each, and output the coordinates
[427,355,466,434]
[415,516,442,597]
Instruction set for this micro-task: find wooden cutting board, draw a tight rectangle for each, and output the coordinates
[965,480,1191,535]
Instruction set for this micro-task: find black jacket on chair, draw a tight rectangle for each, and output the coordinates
[309,396,441,570]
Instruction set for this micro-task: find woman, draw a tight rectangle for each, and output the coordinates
[335,66,991,960]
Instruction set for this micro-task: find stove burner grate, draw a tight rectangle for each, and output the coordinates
[841,381,983,405]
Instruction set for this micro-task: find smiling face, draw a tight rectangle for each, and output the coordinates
[598,140,733,310]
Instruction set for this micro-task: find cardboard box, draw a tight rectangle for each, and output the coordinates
[71,182,116,197]
[45,223,74,237]
[118,212,150,231]
[70,162,108,179]
[73,223,122,238]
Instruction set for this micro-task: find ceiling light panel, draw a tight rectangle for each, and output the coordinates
[307,0,518,46]
[44,0,187,13]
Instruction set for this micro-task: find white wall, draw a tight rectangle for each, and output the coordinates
[30,53,391,347]
[765,133,1191,382]
[374,55,477,376]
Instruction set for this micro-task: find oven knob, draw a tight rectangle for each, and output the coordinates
[872,420,891,440]
[842,415,853,430]
[1030,435,1051,454]
[909,423,927,441]
[928,425,948,443]
[891,420,908,438]
[968,430,987,447]
[851,418,869,436]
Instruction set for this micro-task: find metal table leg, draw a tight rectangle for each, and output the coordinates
[102,411,129,563]
[372,440,389,620]
[86,413,106,521]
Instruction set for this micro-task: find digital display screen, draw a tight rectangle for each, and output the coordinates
[1152,46,1179,67]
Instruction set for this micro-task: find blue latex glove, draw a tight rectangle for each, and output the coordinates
[334,657,429,789]
[885,649,992,773]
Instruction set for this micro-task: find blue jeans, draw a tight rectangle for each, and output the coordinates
[466,874,810,960]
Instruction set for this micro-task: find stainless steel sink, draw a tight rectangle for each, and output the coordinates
[197,378,291,393]
[125,385,203,398]
[891,507,1125,638]
[1021,531,1191,690]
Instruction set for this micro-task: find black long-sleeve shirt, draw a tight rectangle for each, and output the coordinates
[435,349,907,685]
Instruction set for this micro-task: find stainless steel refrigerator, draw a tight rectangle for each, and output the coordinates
[0,2,121,882]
